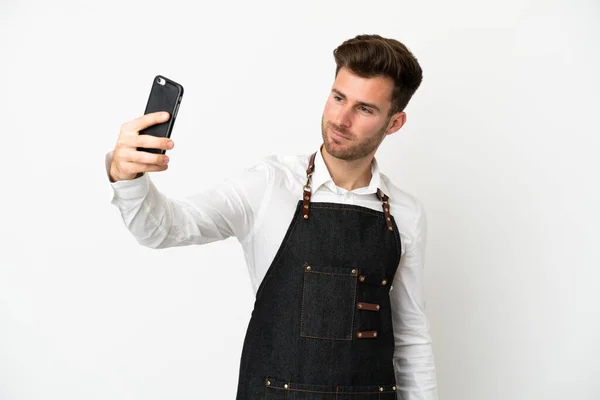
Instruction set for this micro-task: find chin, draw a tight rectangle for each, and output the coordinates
[322,124,354,160]
[323,139,353,160]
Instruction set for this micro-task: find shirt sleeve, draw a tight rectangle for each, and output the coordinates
[390,200,439,399]
[105,151,270,248]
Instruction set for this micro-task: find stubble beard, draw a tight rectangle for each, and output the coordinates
[321,115,389,161]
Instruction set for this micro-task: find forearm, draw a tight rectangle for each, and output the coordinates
[106,151,267,248]
[110,173,229,248]
[393,342,439,399]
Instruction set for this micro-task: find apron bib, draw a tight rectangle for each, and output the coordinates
[235,152,402,399]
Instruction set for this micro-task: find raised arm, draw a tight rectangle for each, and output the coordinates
[106,111,270,248]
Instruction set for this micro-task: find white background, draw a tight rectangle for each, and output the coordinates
[1,0,599,399]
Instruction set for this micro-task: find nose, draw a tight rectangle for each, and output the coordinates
[333,105,352,128]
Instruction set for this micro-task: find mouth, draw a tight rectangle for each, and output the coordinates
[329,125,351,141]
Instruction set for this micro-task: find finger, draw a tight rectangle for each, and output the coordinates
[129,149,170,166]
[123,161,169,174]
[134,135,174,151]
[122,111,170,134]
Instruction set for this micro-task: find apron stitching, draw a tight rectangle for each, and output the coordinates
[349,268,358,339]
[310,205,382,216]
[300,334,352,341]
[300,265,358,341]
[305,271,356,277]
[300,289,354,341]
[268,387,392,394]
[300,267,307,337]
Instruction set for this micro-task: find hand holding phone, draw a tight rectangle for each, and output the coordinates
[109,75,184,182]
[109,112,175,182]
[137,75,184,154]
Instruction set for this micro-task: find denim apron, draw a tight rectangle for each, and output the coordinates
[235,152,402,399]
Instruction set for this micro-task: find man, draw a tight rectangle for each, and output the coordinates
[106,34,438,399]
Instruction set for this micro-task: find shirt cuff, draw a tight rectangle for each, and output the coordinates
[105,150,150,201]
[110,172,150,200]
[396,387,439,400]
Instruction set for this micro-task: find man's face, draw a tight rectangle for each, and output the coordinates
[321,67,398,161]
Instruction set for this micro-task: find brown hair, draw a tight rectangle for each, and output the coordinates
[333,34,423,116]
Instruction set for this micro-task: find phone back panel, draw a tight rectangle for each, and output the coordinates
[138,75,183,154]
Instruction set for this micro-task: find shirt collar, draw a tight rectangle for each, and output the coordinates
[309,147,392,199]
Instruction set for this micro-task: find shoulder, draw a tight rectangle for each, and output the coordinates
[381,173,424,211]
[256,153,312,184]
[380,173,426,227]
[227,153,309,183]
[380,174,428,254]
[262,154,311,171]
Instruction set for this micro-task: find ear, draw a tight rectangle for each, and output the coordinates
[385,112,407,136]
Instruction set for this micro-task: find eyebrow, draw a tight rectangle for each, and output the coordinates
[331,88,382,113]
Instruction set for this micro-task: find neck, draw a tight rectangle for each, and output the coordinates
[320,146,374,191]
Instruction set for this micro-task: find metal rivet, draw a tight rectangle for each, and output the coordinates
[303,214,309,219]
[386,217,391,221]
[358,304,362,309]
[385,208,389,212]
[379,387,384,392]
[284,384,289,389]
[381,279,387,286]
[388,226,393,231]
[357,332,362,338]
[359,275,365,282]
[373,332,377,337]
[351,269,356,274]
[266,380,271,386]
[303,205,309,209]
[392,386,397,390]
[304,196,309,200]
[376,305,380,310]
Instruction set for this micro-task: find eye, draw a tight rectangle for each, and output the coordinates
[359,106,373,114]
[333,95,343,102]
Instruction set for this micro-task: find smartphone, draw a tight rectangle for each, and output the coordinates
[137,75,184,154]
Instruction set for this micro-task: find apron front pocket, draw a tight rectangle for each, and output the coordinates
[264,377,397,399]
[300,263,358,340]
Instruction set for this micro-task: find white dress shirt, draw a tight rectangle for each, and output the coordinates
[105,148,439,399]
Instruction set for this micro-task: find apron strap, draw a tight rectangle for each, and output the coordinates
[302,151,392,232]
[376,189,394,232]
[302,152,317,220]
